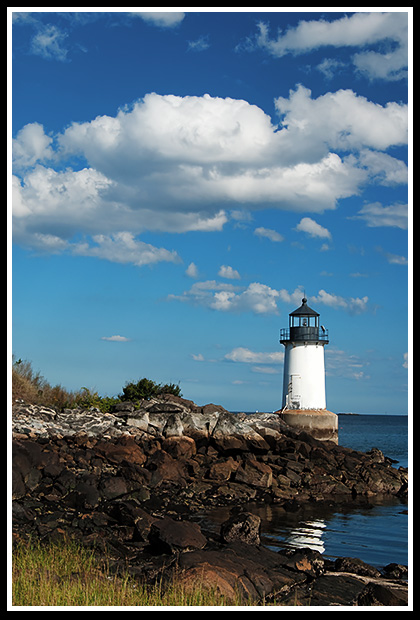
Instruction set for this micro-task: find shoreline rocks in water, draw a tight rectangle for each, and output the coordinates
[11,395,408,606]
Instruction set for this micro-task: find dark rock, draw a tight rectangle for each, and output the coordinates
[11,398,409,606]
[99,476,128,500]
[148,516,207,554]
[113,401,136,414]
[176,542,306,603]
[282,548,325,577]
[235,458,273,488]
[95,436,146,467]
[146,449,188,488]
[357,581,408,606]
[334,556,381,578]
[207,457,238,481]
[201,403,228,415]
[161,436,196,459]
[382,563,408,580]
[220,512,261,545]
[74,479,101,508]
[281,573,368,606]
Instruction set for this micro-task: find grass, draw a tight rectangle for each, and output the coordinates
[11,538,258,607]
[11,356,179,413]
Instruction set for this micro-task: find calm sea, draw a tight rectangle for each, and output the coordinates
[198,414,410,569]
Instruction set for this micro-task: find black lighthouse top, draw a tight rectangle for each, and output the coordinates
[280,297,329,344]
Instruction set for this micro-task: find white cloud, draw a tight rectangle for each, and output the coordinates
[326,348,370,380]
[254,227,284,242]
[278,287,307,307]
[310,290,369,314]
[191,353,205,362]
[186,262,199,278]
[12,123,54,169]
[72,232,180,267]
[30,23,69,61]
[295,217,332,239]
[187,35,210,52]
[279,286,370,314]
[352,202,408,229]
[101,335,131,342]
[131,12,185,28]
[169,280,280,315]
[375,246,408,266]
[12,89,407,255]
[218,265,241,280]
[357,149,408,186]
[225,347,283,364]
[383,252,408,266]
[275,86,408,156]
[250,12,408,81]
[252,366,280,375]
[316,58,346,79]
[176,282,370,316]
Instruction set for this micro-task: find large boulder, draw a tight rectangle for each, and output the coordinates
[220,511,261,545]
[211,412,270,454]
[148,516,207,554]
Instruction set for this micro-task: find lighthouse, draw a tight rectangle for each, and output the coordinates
[279,297,338,443]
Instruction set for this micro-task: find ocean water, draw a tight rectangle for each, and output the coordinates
[337,413,409,469]
[198,414,410,569]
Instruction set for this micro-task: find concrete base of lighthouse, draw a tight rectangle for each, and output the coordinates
[279,409,338,443]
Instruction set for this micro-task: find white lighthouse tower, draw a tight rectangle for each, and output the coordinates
[279,297,338,443]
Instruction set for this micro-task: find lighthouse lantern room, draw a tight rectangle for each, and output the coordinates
[279,297,338,443]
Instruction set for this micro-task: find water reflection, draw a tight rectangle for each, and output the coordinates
[193,495,408,568]
[284,519,326,553]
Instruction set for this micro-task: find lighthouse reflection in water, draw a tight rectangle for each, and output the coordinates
[284,519,326,553]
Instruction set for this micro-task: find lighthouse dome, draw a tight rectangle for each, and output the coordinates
[289,297,319,317]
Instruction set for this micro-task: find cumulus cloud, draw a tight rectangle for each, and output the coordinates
[12,89,407,259]
[12,123,55,169]
[275,85,407,157]
[169,280,280,315]
[218,265,241,280]
[295,217,332,239]
[357,149,408,186]
[170,279,370,316]
[310,290,369,314]
[278,286,370,314]
[186,262,199,278]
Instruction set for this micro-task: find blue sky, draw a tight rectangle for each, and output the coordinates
[10,9,411,414]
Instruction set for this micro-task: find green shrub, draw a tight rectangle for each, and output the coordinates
[12,356,182,413]
[120,377,182,403]
[75,388,120,413]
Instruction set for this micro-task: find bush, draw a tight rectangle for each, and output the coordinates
[12,357,80,410]
[120,377,182,403]
[75,387,120,413]
[12,356,182,412]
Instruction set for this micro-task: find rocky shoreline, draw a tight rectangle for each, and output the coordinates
[11,395,409,606]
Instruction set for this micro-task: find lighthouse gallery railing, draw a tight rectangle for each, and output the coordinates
[279,327,329,343]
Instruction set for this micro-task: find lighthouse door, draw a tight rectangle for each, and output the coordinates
[289,374,301,409]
